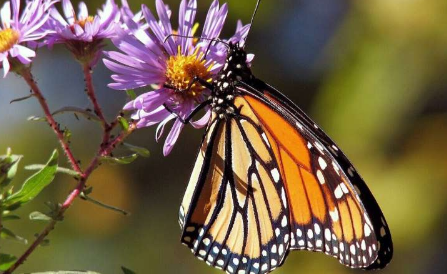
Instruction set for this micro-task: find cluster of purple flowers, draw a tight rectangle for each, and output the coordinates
[0,0,252,155]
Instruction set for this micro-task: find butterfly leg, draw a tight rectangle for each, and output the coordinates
[163,99,212,125]
[164,76,214,93]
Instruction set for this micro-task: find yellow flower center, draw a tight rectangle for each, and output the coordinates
[77,16,94,29]
[165,47,213,99]
[0,29,19,53]
[70,16,94,33]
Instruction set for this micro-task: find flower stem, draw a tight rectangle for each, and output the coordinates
[4,71,136,274]
[20,69,83,175]
[83,64,109,129]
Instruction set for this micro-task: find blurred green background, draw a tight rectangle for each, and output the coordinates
[1,0,447,273]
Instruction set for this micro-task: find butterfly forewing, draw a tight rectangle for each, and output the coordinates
[239,82,392,269]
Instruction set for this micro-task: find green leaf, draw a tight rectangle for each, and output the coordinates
[0,253,17,271]
[0,150,22,189]
[29,211,52,222]
[80,192,129,216]
[99,154,138,165]
[10,94,35,104]
[4,150,58,208]
[25,165,80,178]
[1,214,20,221]
[123,143,150,158]
[118,116,129,131]
[121,267,137,274]
[0,227,28,244]
[126,89,137,100]
[27,116,46,122]
[52,106,101,122]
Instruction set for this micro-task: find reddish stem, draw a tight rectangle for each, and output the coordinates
[20,69,83,175]
[83,64,109,129]
[4,70,136,274]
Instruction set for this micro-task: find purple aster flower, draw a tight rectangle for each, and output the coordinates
[44,0,120,64]
[0,0,57,77]
[104,0,253,156]
[120,0,147,31]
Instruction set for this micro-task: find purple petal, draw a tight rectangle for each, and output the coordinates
[62,0,75,25]
[2,57,10,78]
[163,119,184,156]
[78,2,88,20]
[156,114,176,141]
[190,109,211,129]
[1,2,11,28]
[179,0,197,55]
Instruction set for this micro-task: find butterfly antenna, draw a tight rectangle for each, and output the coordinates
[164,34,229,48]
[244,0,262,45]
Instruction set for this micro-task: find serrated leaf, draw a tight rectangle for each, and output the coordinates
[118,116,129,131]
[10,94,35,104]
[1,227,28,244]
[25,165,80,178]
[0,152,22,189]
[0,253,17,271]
[1,214,20,221]
[123,143,150,158]
[4,150,58,208]
[27,116,46,122]
[52,106,101,122]
[126,89,137,100]
[29,211,52,222]
[99,154,138,165]
[121,267,136,274]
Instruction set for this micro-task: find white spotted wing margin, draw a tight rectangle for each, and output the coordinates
[238,79,393,269]
[179,116,292,274]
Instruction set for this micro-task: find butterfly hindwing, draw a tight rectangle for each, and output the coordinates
[180,112,291,274]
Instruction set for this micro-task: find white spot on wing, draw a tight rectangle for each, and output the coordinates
[350,244,356,255]
[281,215,288,227]
[261,132,270,147]
[316,170,325,185]
[330,209,339,222]
[340,182,349,194]
[332,162,340,176]
[307,229,314,239]
[318,157,327,170]
[364,223,372,237]
[271,168,280,183]
[325,229,331,241]
[334,184,343,199]
[281,188,287,208]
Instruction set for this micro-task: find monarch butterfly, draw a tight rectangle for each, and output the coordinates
[174,2,393,274]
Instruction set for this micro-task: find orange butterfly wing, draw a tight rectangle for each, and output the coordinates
[179,84,392,273]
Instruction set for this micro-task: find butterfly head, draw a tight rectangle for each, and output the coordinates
[224,42,251,77]
[210,42,253,119]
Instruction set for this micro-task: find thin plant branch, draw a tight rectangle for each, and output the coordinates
[4,70,137,274]
[20,69,83,175]
[83,64,109,129]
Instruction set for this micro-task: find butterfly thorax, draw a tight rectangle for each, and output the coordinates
[210,42,253,119]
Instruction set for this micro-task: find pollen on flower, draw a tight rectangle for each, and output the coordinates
[70,16,95,32]
[165,47,213,98]
[0,29,19,53]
